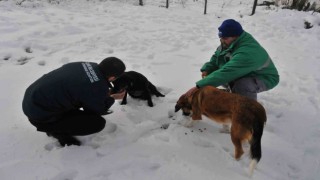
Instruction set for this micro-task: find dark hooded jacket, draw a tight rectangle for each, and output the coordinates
[22,62,113,122]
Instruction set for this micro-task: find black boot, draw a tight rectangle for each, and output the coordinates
[46,132,81,146]
[101,109,113,115]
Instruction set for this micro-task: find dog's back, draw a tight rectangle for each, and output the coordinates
[125,71,149,91]
[195,86,266,125]
[123,71,164,97]
[112,71,165,107]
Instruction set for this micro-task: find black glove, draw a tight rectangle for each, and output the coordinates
[101,96,115,115]
[101,109,113,115]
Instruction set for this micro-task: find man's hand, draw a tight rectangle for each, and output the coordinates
[201,71,208,78]
[110,90,126,100]
[185,86,199,97]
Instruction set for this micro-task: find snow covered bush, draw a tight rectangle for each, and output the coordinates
[276,0,320,12]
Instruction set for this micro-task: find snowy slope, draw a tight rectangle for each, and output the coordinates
[0,0,320,180]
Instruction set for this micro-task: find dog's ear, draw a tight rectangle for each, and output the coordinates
[175,94,185,112]
[175,94,188,112]
[175,104,181,112]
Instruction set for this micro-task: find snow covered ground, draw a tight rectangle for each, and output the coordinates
[0,0,320,179]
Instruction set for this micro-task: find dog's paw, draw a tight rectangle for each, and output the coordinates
[156,93,165,97]
[147,101,154,107]
[121,101,127,105]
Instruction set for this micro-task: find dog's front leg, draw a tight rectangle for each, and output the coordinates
[147,99,153,107]
[144,85,154,107]
[146,93,153,107]
[121,91,128,105]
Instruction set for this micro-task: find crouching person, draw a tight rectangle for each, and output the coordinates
[22,57,126,146]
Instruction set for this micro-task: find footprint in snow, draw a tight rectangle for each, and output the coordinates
[287,164,301,179]
[16,57,33,65]
[50,170,78,180]
[44,141,61,151]
[193,140,215,148]
[60,57,70,64]
[3,55,11,60]
[104,122,117,133]
[147,53,155,60]
[104,48,114,54]
[38,60,46,66]
[222,146,230,153]
[25,46,33,53]
[154,134,170,142]
[132,64,141,69]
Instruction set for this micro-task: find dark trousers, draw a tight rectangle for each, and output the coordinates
[30,110,106,136]
[229,77,268,100]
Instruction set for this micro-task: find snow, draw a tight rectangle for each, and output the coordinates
[0,0,320,179]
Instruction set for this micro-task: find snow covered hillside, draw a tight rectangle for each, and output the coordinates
[0,0,319,179]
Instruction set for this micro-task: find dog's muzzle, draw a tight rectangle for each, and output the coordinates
[182,111,191,116]
[174,105,181,112]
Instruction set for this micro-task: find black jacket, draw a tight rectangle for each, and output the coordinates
[22,62,113,122]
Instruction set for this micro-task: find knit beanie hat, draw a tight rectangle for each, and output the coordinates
[218,19,244,38]
[98,57,126,78]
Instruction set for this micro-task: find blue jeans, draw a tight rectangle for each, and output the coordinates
[229,77,267,100]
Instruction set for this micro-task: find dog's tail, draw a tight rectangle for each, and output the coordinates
[149,83,165,97]
[249,107,266,176]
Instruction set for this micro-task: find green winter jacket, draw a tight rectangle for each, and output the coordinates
[196,31,279,90]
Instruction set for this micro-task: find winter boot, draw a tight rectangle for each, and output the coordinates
[46,132,81,146]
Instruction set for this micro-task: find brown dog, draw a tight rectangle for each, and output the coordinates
[175,86,267,176]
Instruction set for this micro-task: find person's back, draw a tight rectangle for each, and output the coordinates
[23,62,109,121]
[22,57,126,146]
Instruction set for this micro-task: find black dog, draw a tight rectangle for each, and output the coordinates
[111,71,165,107]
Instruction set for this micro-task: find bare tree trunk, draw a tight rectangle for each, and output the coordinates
[251,0,258,15]
[204,0,207,14]
[166,0,169,8]
[139,0,143,6]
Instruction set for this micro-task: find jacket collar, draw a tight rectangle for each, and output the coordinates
[226,31,246,51]
[217,31,247,55]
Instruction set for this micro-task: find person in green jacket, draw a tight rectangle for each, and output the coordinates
[186,19,279,100]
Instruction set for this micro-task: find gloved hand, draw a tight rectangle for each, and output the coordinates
[101,109,113,115]
[102,96,115,115]
[110,90,126,100]
[201,71,208,78]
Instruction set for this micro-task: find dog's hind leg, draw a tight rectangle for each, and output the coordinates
[230,123,245,160]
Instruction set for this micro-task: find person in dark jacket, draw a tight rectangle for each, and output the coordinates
[186,19,279,100]
[22,57,126,146]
